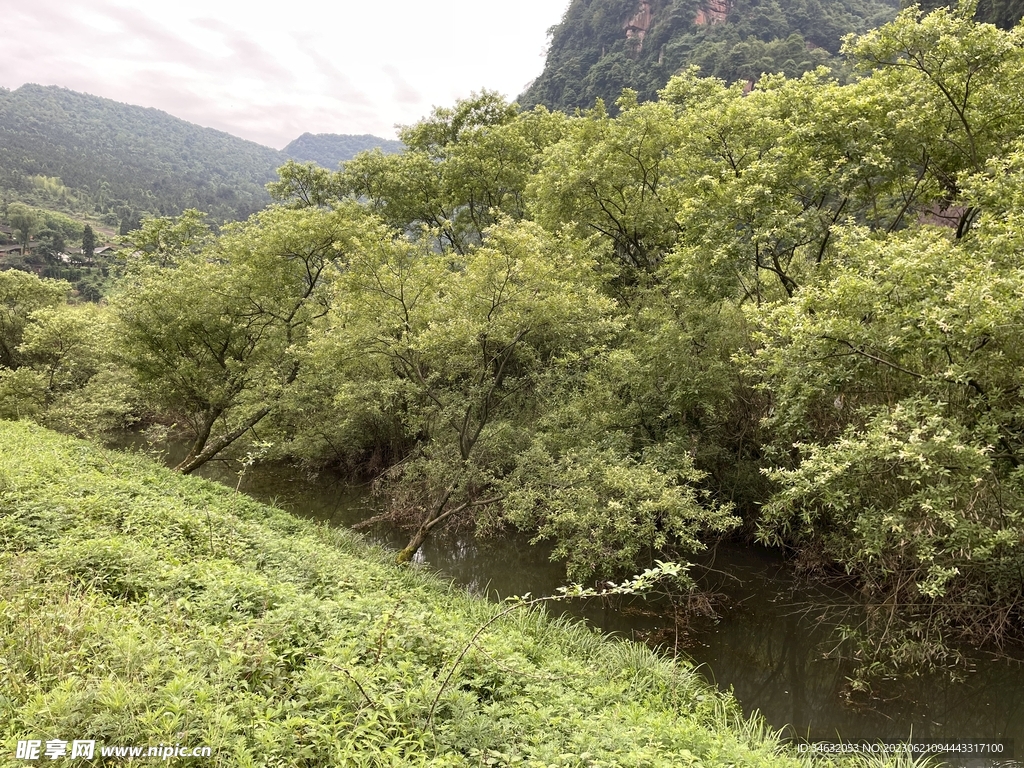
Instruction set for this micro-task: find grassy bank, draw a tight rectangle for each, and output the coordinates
[0,422,853,766]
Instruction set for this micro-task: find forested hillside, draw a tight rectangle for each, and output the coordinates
[283,132,404,169]
[520,0,900,111]
[0,84,283,224]
[0,85,402,227]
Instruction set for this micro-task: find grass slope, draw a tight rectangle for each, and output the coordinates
[0,422,845,766]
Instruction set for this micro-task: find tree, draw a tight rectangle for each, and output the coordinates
[845,2,1024,235]
[0,270,69,369]
[529,91,685,284]
[35,230,66,263]
[339,93,568,254]
[76,280,102,303]
[82,225,96,258]
[112,204,356,473]
[302,217,735,573]
[314,219,602,559]
[659,64,951,303]
[117,209,212,270]
[8,203,41,253]
[266,161,343,208]
[0,303,116,423]
[751,209,1024,659]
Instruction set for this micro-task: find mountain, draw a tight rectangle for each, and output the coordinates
[0,85,403,226]
[283,133,404,169]
[0,84,284,223]
[520,0,900,112]
[914,0,1024,28]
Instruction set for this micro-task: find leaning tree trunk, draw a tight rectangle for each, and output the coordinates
[395,490,502,564]
[174,361,298,474]
[174,406,271,474]
[175,409,220,473]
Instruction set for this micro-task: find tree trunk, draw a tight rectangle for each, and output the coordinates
[175,409,220,473]
[395,485,454,563]
[394,493,501,564]
[174,406,271,474]
[396,525,430,563]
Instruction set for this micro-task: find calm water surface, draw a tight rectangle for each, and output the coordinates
[143,447,1024,764]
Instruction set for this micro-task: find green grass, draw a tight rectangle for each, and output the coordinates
[0,420,904,767]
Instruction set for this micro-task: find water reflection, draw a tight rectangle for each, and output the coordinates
[684,545,1024,754]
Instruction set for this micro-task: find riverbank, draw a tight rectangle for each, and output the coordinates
[1,420,918,767]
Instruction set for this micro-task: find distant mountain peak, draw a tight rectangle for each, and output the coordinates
[0,85,408,225]
[282,132,404,170]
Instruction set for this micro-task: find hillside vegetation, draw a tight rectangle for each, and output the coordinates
[915,0,1024,28]
[520,0,900,111]
[0,85,282,224]
[0,85,400,227]
[0,420,813,767]
[283,132,404,169]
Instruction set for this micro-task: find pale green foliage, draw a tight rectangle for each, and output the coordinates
[846,3,1024,216]
[111,203,358,470]
[753,225,1024,445]
[0,270,69,369]
[29,174,70,199]
[529,92,684,280]
[0,368,47,420]
[309,218,647,563]
[0,303,138,434]
[751,219,1024,647]
[762,399,1024,595]
[38,208,85,241]
[19,305,107,391]
[114,258,267,417]
[285,213,731,575]
[266,160,342,207]
[502,441,736,580]
[962,138,1024,236]
[667,10,1024,663]
[658,5,1024,305]
[341,92,568,253]
[662,62,978,302]
[666,68,884,300]
[118,208,214,269]
[646,13,1024,663]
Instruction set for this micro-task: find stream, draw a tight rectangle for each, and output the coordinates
[127,443,1024,764]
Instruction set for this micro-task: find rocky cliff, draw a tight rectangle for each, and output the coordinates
[520,0,900,113]
[695,0,731,25]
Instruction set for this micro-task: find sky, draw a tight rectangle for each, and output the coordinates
[1,0,569,150]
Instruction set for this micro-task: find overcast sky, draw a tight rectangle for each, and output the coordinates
[1,0,568,149]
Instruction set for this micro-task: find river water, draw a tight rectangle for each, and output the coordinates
[136,446,1024,764]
